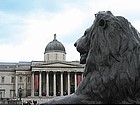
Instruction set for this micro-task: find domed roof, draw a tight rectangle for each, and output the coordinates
[45,34,66,54]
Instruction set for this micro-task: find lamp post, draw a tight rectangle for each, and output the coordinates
[0,91,2,99]
[18,87,22,100]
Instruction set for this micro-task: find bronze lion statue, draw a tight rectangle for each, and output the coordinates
[42,11,140,104]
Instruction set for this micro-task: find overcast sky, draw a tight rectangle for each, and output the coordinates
[0,0,140,62]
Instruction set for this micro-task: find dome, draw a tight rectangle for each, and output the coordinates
[45,34,66,54]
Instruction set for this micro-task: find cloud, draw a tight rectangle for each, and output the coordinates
[0,5,91,62]
[88,0,140,12]
[0,0,140,62]
[0,11,26,44]
[16,7,91,61]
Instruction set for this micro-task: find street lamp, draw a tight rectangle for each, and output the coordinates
[0,92,2,99]
[18,87,22,100]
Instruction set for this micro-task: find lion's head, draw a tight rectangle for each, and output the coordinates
[74,11,140,104]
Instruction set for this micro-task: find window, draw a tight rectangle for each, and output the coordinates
[19,76,22,82]
[27,77,31,83]
[11,77,15,83]
[10,90,15,98]
[63,54,65,60]
[1,76,5,83]
[56,54,58,60]
[0,90,5,98]
[47,54,49,61]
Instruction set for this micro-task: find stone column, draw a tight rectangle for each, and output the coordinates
[68,72,70,95]
[82,73,84,80]
[53,72,56,96]
[46,72,49,96]
[39,71,42,96]
[15,74,18,97]
[75,73,77,92]
[31,71,35,97]
[61,72,63,96]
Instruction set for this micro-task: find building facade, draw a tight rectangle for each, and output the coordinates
[0,34,84,99]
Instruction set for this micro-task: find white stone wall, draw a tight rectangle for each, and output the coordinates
[0,71,31,98]
[0,60,83,99]
[44,52,66,62]
[16,71,31,97]
[0,71,15,98]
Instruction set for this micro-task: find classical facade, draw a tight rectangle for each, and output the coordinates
[0,34,84,98]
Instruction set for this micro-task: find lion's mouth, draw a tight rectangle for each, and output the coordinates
[80,52,87,64]
[74,42,88,64]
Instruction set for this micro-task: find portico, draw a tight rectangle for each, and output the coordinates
[31,70,83,97]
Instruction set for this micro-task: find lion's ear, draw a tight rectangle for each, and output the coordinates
[99,18,106,29]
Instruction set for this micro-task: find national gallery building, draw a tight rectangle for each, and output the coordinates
[0,34,84,98]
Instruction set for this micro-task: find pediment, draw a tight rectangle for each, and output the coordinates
[32,61,84,68]
[42,61,82,68]
[31,61,84,72]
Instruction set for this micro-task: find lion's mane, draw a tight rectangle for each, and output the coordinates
[75,11,140,104]
[42,11,140,104]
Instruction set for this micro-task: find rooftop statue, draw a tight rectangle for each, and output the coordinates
[42,11,140,104]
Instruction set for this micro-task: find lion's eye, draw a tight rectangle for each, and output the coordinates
[84,31,87,36]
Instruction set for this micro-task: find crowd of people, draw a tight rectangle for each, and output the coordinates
[22,100,38,105]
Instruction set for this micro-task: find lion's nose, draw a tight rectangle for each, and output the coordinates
[74,42,77,47]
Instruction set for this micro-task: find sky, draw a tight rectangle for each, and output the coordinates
[0,0,140,62]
